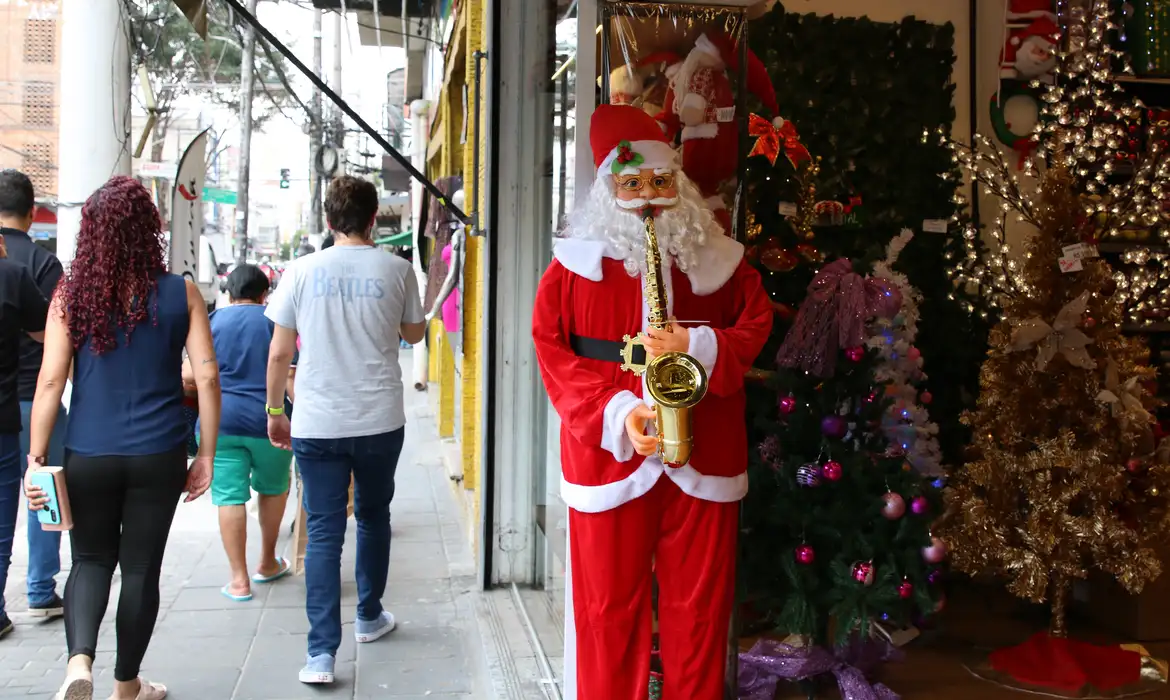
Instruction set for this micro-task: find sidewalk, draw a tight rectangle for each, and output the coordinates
[0,352,491,699]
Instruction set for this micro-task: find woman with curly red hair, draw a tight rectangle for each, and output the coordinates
[23,176,221,700]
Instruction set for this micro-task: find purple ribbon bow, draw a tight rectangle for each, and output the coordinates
[738,639,901,700]
[775,259,903,377]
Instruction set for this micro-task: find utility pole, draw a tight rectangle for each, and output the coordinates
[58,0,131,265]
[308,8,324,248]
[235,0,260,264]
[332,11,345,175]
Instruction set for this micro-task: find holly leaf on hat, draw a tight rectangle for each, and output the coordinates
[612,140,645,175]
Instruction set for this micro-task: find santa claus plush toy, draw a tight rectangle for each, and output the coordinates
[1001,16,1060,82]
[658,32,784,234]
[533,103,773,700]
[605,51,683,119]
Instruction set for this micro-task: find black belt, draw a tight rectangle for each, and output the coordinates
[570,333,645,366]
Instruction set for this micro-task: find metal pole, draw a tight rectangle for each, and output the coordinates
[557,53,568,229]
[57,0,131,265]
[332,11,345,173]
[309,8,324,246]
[219,0,470,224]
[235,0,259,264]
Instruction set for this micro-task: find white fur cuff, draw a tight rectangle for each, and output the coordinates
[681,122,719,141]
[601,390,644,462]
[687,326,718,379]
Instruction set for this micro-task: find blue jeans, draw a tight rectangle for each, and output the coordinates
[0,433,20,617]
[293,429,404,657]
[18,401,65,606]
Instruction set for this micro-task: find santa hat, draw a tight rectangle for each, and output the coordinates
[1008,16,1060,55]
[1006,0,1057,21]
[693,32,783,126]
[591,104,679,178]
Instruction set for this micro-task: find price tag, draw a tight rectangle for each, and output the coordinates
[922,219,949,233]
[1062,243,1099,260]
[1058,256,1083,273]
[778,202,798,217]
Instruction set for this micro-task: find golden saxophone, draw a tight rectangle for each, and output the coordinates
[619,212,708,466]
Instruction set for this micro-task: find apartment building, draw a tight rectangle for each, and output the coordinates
[0,0,60,202]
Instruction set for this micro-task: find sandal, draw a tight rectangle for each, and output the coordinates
[108,678,166,700]
[251,557,291,584]
[56,672,93,700]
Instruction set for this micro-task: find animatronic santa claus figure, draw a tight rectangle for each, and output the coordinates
[606,51,682,118]
[1000,16,1060,82]
[658,32,784,235]
[532,104,773,700]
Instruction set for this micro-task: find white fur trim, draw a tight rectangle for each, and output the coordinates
[694,33,720,60]
[681,122,719,141]
[601,390,643,462]
[561,460,663,514]
[553,238,608,281]
[705,195,727,212]
[687,325,718,378]
[596,139,679,180]
[553,230,743,296]
[688,232,743,296]
[681,92,707,115]
[666,465,748,502]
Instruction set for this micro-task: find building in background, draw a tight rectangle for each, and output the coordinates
[0,0,62,246]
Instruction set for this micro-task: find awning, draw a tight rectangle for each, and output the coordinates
[375,230,414,247]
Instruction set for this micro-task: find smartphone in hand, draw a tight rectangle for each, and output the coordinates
[30,468,72,531]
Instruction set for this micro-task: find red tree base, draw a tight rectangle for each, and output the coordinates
[988,632,1142,692]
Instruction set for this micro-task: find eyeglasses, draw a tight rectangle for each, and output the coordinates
[613,172,675,192]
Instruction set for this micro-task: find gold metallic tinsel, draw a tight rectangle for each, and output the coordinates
[939,158,1170,635]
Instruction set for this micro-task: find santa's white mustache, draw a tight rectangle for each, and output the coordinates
[615,196,678,210]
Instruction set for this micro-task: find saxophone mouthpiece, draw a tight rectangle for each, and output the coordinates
[641,205,658,221]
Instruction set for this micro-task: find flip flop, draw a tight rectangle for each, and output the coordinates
[251,557,291,584]
[220,585,253,602]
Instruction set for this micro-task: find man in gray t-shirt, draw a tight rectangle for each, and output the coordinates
[264,176,426,685]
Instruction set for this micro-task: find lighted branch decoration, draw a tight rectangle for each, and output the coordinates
[932,0,1170,326]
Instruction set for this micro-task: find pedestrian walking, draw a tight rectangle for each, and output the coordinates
[263,175,426,685]
[184,264,294,602]
[0,170,68,622]
[24,176,221,700]
[0,232,48,641]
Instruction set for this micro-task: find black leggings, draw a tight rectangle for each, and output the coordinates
[63,447,187,682]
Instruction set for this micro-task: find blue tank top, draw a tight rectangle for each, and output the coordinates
[66,273,190,456]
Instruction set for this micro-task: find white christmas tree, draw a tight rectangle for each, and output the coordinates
[866,230,944,477]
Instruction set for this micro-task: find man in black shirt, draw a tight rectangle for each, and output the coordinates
[0,170,65,624]
[0,235,48,639]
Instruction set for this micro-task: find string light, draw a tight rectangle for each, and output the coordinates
[940,0,1170,323]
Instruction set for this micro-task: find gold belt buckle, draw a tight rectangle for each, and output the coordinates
[620,334,647,375]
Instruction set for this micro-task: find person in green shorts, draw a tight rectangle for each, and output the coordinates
[185,264,295,601]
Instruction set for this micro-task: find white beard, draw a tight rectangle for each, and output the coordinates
[1015,38,1055,78]
[561,172,724,278]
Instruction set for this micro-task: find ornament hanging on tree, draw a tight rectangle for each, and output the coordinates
[922,536,948,564]
[882,492,907,519]
[910,496,930,515]
[851,561,876,586]
[821,460,843,482]
[845,346,865,363]
[761,247,800,273]
[795,544,816,565]
[898,579,914,599]
[796,462,822,487]
[821,415,848,439]
[778,395,797,415]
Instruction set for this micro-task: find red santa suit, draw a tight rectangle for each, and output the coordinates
[532,104,773,700]
[661,32,786,236]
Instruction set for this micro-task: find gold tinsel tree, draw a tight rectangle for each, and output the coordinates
[936,0,1170,636]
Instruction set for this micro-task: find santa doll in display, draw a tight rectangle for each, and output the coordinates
[606,52,682,119]
[532,104,773,700]
[1000,15,1060,82]
[656,31,786,235]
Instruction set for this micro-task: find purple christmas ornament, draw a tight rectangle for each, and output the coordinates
[910,496,930,515]
[821,415,847,439]
[796,463,822,487]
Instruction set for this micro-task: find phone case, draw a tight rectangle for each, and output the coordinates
[30,467,72,532]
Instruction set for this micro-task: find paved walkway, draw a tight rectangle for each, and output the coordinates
[0,354,491,699]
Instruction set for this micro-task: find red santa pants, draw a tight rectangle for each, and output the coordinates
[568,476,738,700]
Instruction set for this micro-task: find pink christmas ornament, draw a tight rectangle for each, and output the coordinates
[779,395,797,415]
[881,492,906,519]
[795,545,816,565]
[845,346,865,362]
[910,496,930,515]
[907,346,922,361]
[920,391,933,404]
[922,536,948,564]
[821,461,843,481]
[898,580,914,599]
[851,561,876,586]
